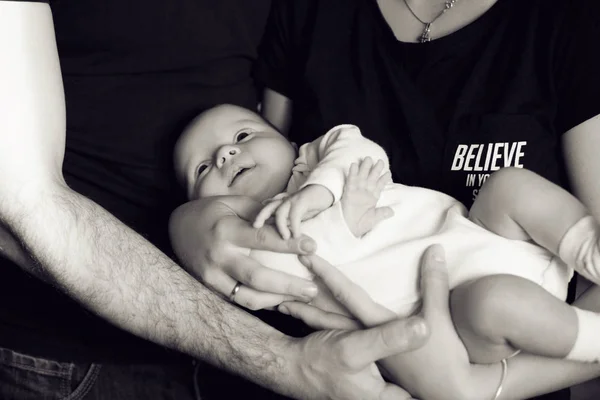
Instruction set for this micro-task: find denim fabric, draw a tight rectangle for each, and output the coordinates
[0,347,200,400]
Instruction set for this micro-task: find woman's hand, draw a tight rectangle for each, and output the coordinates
[281,245,478,400]
[169,196,319,310]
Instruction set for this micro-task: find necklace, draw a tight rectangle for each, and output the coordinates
[402,0,458,43]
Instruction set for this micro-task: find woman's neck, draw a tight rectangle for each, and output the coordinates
[376,0,499,43]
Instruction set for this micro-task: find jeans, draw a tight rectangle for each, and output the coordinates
[0,347,200,400]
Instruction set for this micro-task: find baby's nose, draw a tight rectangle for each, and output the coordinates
[215,145,239,168]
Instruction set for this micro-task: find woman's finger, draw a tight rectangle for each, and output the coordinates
[335,316,428,370]
[225,216,317,255]
[299,254,395,326]
[232,285,299,311]
[278,302,361,330]
[223,254,318,300]
[200,267,240,298]
[210,271,303,310]
[419,244,450,317]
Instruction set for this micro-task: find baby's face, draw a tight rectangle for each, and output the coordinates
[175,105,297,201]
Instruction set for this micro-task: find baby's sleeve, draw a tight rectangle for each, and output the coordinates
[300,124,390,203]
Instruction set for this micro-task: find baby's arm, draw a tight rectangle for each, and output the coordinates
[254,125,391,238]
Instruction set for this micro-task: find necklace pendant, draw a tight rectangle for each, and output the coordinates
[419,23,432,43]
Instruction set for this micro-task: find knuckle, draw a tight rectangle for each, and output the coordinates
[213,218,230,241]
[241,298,260,311]
[198,267,217,284]
[334,341,355,369]
[205,247,225,266]
[254,226,269,245]
[379,324,402,351]
[247,300,261,311]
[241,268,259,286]
[331,288,350,306]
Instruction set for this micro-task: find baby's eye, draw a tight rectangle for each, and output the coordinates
[235,131,252,142]
[197,163,209,178]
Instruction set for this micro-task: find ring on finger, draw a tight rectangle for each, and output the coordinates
[229,281,242,303]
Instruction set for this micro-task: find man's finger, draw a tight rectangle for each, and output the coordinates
[420,244,450,316]
[299,254,394,326]
[340,317,429,369]
[224,255,317,300]
[229,217,317,255]
[278,302,361,330]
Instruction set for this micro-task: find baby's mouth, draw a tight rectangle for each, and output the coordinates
[229,166,252,186]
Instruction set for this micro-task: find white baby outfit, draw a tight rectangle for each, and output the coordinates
[250,125,573,317]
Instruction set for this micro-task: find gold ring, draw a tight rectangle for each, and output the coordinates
[229,282,242,303]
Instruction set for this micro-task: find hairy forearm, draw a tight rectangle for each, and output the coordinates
[0,222,46,279]
[2,184,302,395]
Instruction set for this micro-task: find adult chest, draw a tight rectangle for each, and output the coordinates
[291,0,563,208]
[51,0,270,75]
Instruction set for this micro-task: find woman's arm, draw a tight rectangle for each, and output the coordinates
[462,287,600,400]
[169,195,318,310]
[262,88,293,135]
[562,114,600,219]
[285,249,600,400]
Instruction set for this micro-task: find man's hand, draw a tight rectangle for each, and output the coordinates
[169,197,319,311]
[287,313,428,400]
[341,157,393,237]
[253,184,334,240]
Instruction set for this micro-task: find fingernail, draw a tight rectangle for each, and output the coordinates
[298,255,312,269]
[430,244,445,263]
[301,284,318,298]
[300,238,316,253]
[408,317,428,338]
[279,305,290,315]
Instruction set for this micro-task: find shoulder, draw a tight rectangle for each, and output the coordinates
[268,0,364,33]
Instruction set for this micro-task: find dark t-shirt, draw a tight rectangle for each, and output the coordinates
[256,0,600,209]
[255,1,600,399]
[0,0,271,363]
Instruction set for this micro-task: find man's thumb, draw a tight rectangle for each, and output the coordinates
[343,317,429,368]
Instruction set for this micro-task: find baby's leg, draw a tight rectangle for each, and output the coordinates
[470,167,600,283]
[451,274,600,364]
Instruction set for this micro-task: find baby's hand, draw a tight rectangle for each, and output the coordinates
[253,185,334,239]
[341,157,394,237]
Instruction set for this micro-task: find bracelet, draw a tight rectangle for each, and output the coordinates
[492,358,508,400]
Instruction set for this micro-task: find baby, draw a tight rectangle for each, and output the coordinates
[173,104,600,395]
